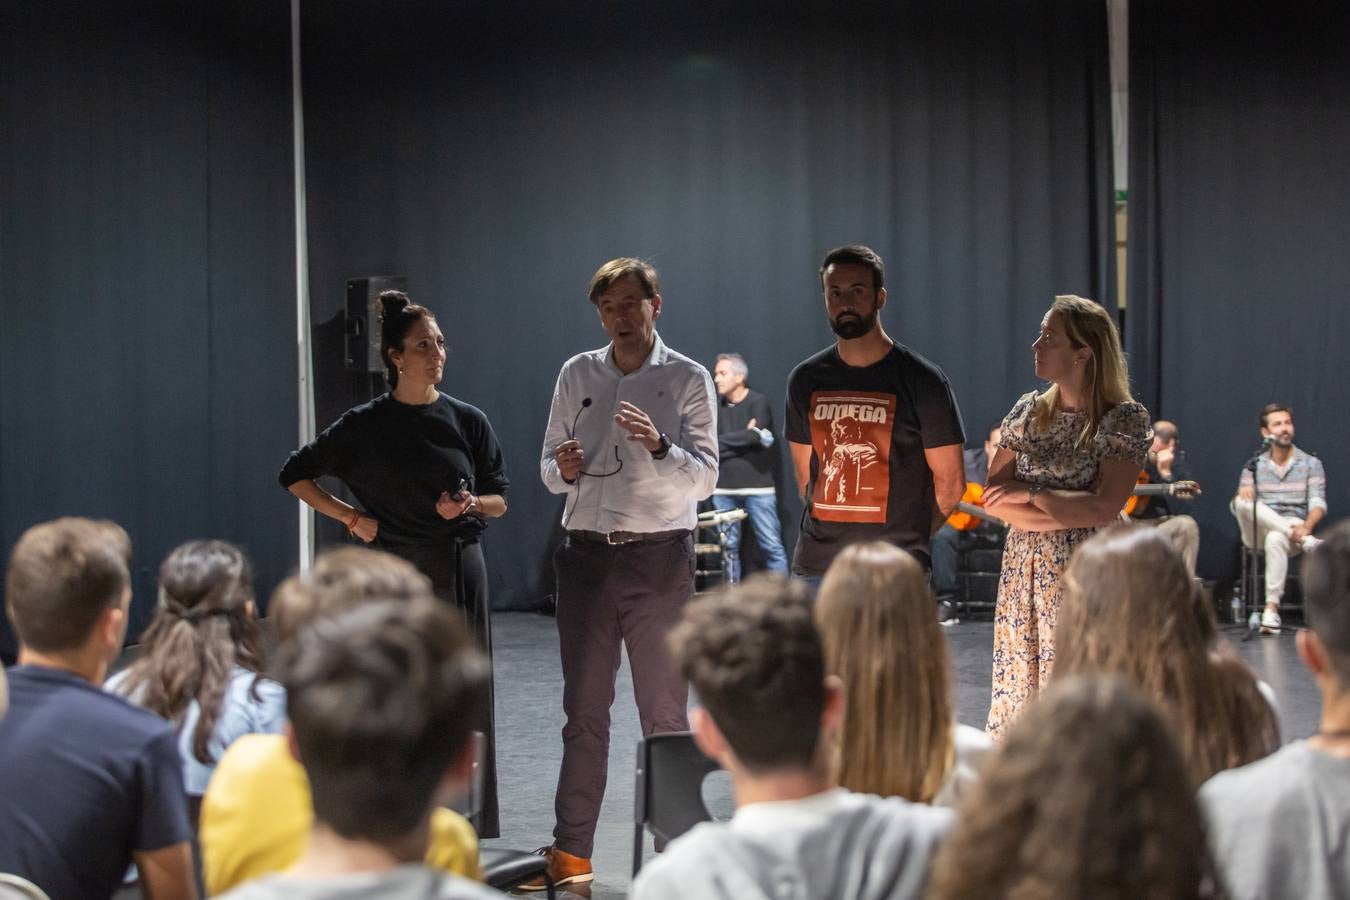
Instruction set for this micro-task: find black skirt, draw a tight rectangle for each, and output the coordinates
[375,536,500,838]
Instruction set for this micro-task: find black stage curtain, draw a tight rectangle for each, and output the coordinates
[301,0,1115,609]
[0,0,296,657]
[1128,0,1350,580]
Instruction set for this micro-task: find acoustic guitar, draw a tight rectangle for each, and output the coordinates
[1122,471,1202,517]
[946,483,1007,531]
[947,474,1202,531]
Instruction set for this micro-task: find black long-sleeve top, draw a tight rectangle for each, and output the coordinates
[279,392,509,545]
[717,388,776,490]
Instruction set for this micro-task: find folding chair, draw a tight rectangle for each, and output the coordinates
[631,731,720,877]
[0,875,51,900]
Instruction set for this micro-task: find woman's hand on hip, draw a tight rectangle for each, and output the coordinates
[351,516,379,543]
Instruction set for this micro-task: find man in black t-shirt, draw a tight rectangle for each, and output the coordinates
[786,245,966,577]
[712,353,788,581]
[0,518,195,900]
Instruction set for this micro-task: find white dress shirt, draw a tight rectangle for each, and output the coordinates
[540,332,718,533]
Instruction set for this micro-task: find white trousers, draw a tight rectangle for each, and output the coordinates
[1230,497,1303,606]
[1135,514,1200,577]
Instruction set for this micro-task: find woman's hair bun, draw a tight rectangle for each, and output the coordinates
[379,290,411,322]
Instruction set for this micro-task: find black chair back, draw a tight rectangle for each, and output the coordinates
[631,731,719,876]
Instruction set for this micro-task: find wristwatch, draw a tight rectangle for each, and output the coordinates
[651,432,672,460]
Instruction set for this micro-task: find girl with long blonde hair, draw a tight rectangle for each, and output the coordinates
[1056,524,1280,782]
[982,295,1153,739]
[815,542,991,804]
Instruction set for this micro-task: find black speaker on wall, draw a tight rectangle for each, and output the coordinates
[345,275,406,373]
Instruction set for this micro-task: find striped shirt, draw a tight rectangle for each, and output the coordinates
[1238,446,1327,520]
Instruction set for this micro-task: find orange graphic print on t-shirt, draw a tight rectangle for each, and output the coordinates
[808,390,896,523]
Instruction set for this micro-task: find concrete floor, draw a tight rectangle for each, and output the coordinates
[486,611,1321,899]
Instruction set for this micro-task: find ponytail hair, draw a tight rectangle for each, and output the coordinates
[378,290,435,389]
[113,540,265,764]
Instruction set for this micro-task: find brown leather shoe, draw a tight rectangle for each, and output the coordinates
[516,845,593,892]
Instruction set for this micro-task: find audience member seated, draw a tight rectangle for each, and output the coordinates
[200,548,482,896]
[928,674,1221,900]
[1127,418,1202,576]
[1202,520,1350,900]
[108,540,286,801]
[1055,524,1280,782]
[630,575,953,900]
[930,422,1004,623]
[1231,403,1327,634]
[815,542,992,805]
[216,596,500,900]
[0,518,196,900]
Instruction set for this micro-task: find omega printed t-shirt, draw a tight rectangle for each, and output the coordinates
[786,343,965,575]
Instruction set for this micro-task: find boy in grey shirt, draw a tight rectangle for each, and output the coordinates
[220,598,501,900]
[1201,522,1350,900]
[632,575,952,900]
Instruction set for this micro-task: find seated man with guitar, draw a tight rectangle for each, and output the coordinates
[1126,419,1203,575]
[932,423,1005,623]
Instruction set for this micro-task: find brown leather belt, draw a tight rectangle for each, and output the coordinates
[566,528,690,546]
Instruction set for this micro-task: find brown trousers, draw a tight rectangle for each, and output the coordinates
[551,532,694,858]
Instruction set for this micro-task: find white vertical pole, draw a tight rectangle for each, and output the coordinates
[292,0,316,571]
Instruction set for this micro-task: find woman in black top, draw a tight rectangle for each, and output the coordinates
[279,290,509,836]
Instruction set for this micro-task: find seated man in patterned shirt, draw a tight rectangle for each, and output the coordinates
[1231,403,1327,633]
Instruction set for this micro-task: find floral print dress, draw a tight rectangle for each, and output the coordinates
[985,390,1151,740]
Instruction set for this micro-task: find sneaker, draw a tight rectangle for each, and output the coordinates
[1260,607,1282,635]
[516,845,593,892]
[937,599,960,627]
[1302,534,1324,552]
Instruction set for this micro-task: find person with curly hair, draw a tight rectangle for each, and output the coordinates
[632,574,952,900]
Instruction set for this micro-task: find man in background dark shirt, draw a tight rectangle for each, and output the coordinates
[0,518,195,900]
[711,353,787,581]
[1128,419,1201,576]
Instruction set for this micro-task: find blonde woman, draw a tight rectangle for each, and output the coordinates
[816,542,992,805]
[982,295,1151,739]
[1056,524,1279,783]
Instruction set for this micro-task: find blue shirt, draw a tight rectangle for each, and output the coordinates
[0,665,191,900]
[108,664,288,795]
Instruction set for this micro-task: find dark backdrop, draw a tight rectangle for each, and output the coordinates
[1128,0,1350,580]
[301,0,1115,608]
[0,0,297,657]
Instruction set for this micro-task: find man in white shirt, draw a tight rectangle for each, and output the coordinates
[632,575,952,900]
[531,258,718,888]
[1201,521,1350,900]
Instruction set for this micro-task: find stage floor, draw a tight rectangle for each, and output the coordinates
[486,611,1321,899]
